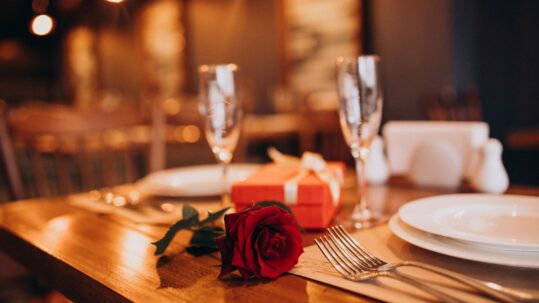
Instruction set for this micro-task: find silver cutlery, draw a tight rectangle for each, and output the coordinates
[89,188,175,213]
[316,233,465,303]
[323,225,536,303]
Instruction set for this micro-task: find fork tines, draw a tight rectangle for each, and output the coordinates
[315,225,373,278]
[315,236,356,277]
[329,225,385,267]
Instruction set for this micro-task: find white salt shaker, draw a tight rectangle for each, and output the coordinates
[471,138,509,193]
[366,136,390,185]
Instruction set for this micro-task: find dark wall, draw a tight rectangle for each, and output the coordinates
[454,0,539,138]
[453,0,539,185]
[368,0,453,121]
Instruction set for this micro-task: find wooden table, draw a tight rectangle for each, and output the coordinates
[0,178,538,303]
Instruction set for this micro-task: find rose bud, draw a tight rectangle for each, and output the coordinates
[216,205,303,280]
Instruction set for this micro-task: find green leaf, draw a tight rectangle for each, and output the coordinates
[190,226,224,246]
[151,205,200,255]
[182,204,199,224]
[185,244,219,256]
[199,207,230,226]
[254,200,305,232]
[187,226,224,257]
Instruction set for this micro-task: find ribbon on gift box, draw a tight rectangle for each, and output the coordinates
[268,148,342,206]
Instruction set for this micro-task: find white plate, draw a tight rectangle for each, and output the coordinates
[137,164,261,197]
[399,194,539,251]
[389,215,539,268]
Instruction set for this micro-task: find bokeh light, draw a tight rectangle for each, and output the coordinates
[31,14,54,36]
[0,41,19,61]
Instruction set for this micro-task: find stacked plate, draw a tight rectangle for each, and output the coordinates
[389,194,539,268]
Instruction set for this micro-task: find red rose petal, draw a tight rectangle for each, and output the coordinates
[254,230,281,278]
[242,208,275,275]
[264,232,286,259]
[231,214,247,269]
[259,212,296,230]
[257,228,272,257]
[258,208,303,277]
[259,236,303,278]
[224,212,242,236]
[264,230,302,273]
[216,236,235,279]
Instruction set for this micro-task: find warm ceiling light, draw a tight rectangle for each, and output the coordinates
[31,14,54,36]
[105,0,125,3]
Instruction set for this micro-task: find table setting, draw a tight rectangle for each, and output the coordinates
[1,56,538,303]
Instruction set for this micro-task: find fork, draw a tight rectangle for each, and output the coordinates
[328,225,535,303]
[89,189,175,213]
[316,234,467,302]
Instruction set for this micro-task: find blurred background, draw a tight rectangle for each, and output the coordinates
[0,1,538,302]
[0,0,538,203]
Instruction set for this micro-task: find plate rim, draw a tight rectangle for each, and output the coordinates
[398,193,539,249]
[136,163,262,197]
[388,214,539,268]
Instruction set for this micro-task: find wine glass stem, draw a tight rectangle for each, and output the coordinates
[353,147,370,220]
[221,160,232,207]
[222,161,229,194]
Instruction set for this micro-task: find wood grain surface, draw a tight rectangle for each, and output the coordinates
[0,178,537,303]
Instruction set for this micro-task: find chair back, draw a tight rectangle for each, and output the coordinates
[0,101,150,200]
[424,87,483,121]
[157,95,216,167]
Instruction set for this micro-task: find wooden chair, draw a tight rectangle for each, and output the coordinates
[147,95,216,169]
[0,100,151,200]
[424,86,483,121]
[155,92,258,167]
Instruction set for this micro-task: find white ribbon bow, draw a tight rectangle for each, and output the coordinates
[268,148,342,206]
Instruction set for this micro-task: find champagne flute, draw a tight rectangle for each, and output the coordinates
[336,55,383,229]
[198,64,242,205]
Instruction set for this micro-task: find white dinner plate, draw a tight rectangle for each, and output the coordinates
[399,194,539,251]
[137,164,261,197]
[389,215,539,268]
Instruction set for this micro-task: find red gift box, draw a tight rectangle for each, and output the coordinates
[231,162,345,230]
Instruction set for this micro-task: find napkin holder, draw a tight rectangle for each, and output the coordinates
[408,139,463,189]
[383,121,490,189]
[231,161,345,230]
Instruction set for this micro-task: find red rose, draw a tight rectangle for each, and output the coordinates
[215,205,303,280]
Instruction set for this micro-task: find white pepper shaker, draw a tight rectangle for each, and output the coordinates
[471,138,509,193]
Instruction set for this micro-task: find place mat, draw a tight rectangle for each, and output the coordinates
[290,224,539,302]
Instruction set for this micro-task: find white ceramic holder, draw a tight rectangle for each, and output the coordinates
[408,140,463,189]
[470,138,509,194]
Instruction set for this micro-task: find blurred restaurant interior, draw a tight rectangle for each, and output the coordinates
[0,0,539,302]
[2,0,538,201]
[0,0,538,199]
